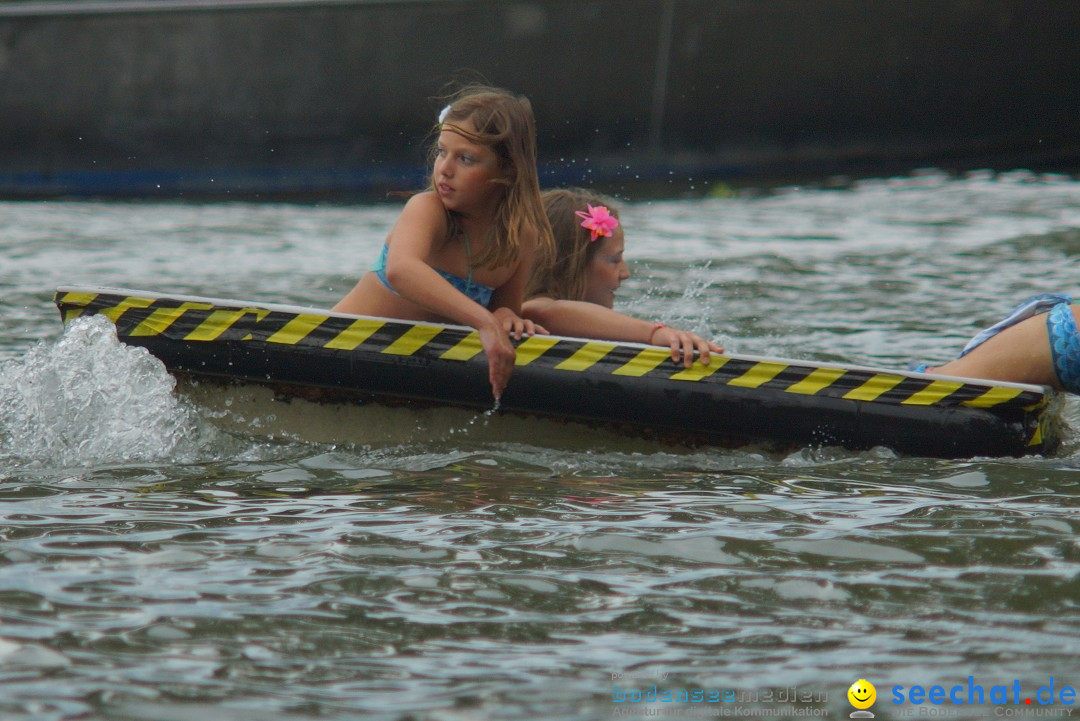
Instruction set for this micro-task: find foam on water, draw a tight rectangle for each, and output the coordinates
[0,314,210,468]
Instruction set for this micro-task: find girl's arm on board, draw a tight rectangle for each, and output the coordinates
[522,297,722,368]
[382,194,489,326]
[386,193,516,399]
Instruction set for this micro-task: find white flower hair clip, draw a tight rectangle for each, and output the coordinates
[438,104,452,125]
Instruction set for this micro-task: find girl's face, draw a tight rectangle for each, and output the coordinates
[433,119,504,216]
[582,226,629,308]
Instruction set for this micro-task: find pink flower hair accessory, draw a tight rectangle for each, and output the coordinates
[575,204,619,241]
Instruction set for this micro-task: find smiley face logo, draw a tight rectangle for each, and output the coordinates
[848,679,876,710]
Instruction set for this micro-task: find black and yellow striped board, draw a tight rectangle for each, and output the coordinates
[54,286,1064,458]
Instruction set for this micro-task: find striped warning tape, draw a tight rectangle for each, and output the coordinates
[55,289,1052,415]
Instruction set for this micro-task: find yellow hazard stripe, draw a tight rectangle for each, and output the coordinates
[963,386,1024,408]
[612,348,671,377]
[130,307,189,337]
[383,325,443,355]
[58,291,99,308]
[901,379,965,406]
[186,309,269,341]
[843,373,904,402]
[727,361,787,389]
[264,314,327,345]
[441,331,483,361]
[786,366,846,395]
[325,318,385,350]
[126,302,223,338]
[100,296,156,321]
[515,336,561,366]
[670,357,728,381]
[555,342,618,371]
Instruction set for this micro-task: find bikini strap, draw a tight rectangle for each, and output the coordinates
[461,225,474,291]
[445,208,475,294]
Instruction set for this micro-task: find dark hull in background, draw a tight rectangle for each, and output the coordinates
[4,0,1080,198]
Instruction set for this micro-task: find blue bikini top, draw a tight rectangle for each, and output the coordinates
[370,231,494,308]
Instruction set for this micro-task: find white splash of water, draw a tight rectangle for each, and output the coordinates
[0,315,204,468]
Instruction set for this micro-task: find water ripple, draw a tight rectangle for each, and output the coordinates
[3,174,1080,720]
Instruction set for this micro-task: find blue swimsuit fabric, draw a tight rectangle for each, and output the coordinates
[370,243,494,308]
[1047,301,1080,393]
[910,293,1079,392]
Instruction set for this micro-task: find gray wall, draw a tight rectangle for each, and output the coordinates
[1,0,1078,196]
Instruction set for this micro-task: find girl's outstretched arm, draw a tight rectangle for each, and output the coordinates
[523,297,722,368]
[385,194,517,400]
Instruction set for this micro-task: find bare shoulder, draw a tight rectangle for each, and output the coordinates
[399,191,448,223]
[390,192,450,245]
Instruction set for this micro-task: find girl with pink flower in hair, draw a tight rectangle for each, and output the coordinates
[528,191,1080,392]
[524,188,722,368]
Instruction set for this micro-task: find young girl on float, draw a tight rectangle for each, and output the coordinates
[334,86,554,400]
[523,188,723,368]
[527,189,1080,392]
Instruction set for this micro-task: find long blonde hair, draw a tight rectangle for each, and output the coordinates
[527,188,621,300]
[431,85,554,270]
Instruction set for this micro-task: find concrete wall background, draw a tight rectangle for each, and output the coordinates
[1,0,1078,197]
